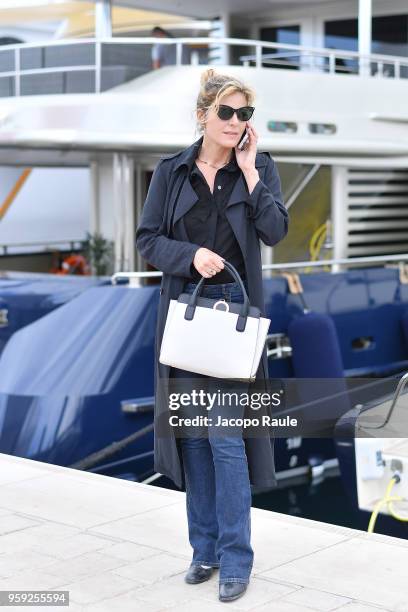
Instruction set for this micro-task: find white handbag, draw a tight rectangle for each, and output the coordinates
[159,261,271,382]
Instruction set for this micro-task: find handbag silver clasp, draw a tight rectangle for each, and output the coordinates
[213,299,229,312]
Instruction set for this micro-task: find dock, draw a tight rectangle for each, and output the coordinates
[0,453,407,611]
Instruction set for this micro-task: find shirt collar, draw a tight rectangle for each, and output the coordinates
[189,141,239,176]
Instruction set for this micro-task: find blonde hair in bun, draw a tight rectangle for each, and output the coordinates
[195,68,255,134]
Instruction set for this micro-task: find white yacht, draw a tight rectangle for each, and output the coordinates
[0,0,406,274]
[0,1,408,512]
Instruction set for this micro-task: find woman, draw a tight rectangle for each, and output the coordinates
[136,68,289,602]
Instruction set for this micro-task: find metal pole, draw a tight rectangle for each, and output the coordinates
[220,12,231,65]
[358,0,372,77]
[95,0,112,38]
[331,166,348,273]
[95,40,101,93]
[255,43,262,68]
[89,162,100,235]
[113,153,124,273]
[123,154,135,272]
[15,47,20,96]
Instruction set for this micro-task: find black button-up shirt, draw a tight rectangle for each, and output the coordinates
[183,148,246,285]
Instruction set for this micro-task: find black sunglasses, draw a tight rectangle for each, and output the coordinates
[217,104,255,122]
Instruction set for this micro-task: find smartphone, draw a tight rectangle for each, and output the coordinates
[237,129,249,150]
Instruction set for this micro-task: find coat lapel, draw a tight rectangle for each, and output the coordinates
[172,176,199,226]
[171,172,247,238]
[169,136,269,229]
[225,173,249,208]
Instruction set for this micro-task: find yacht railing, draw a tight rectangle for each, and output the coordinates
[111,253,408,285]
[362,370,408,430]
[0,239,85,255]
[0,36,407,97]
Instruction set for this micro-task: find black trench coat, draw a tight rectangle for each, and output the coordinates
[136,135,289,491]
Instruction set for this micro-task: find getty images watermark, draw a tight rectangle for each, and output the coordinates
[157,375,408,440]
[168,387,296,429]
[157,377,300,438]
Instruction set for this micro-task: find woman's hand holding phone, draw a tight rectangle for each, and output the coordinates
[237,129,249,150]
[235,121,259,174]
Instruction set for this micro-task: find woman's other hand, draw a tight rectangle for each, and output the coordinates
[193,248,225,278]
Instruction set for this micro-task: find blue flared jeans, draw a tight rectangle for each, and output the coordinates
[170,279,254,585]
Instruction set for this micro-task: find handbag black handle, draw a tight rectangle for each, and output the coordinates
[184,260,250,332]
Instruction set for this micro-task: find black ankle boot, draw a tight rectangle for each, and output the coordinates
[219,582,248,601]
[185,564,214,584]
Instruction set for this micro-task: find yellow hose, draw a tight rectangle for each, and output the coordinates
[305,223,329,273]
[367,476,408,533]
[310,224,326,260]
